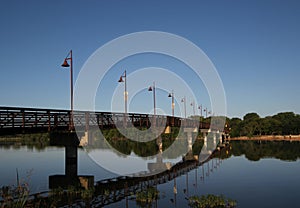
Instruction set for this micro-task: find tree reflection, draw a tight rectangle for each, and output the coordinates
[228,141,300,161]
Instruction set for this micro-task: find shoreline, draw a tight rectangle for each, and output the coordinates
[228,135,300,141]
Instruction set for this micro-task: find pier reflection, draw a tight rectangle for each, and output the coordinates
[49,133,94,190]
[45,129,229,207]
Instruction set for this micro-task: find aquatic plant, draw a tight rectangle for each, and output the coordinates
[135,187,159,207]
[188,194,237,208]
[0,169,31,208]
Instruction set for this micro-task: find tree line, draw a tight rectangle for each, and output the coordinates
[227,112,300,137]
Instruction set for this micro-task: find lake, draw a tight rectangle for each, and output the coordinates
[0,135,300,207]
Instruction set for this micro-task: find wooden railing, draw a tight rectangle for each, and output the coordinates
[0,106,210,135]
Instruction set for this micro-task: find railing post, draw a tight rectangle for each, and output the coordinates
[21,109,25,129]
[35,111,38,128]
[96,113,100,127]
[54,114,58,129]
[146,115,149,128]
[85,112,89,132]
[11,112,14,128]
[47,110,51,132]
[101,113,104,128]
[140,115,142,127]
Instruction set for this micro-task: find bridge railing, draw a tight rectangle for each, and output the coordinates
[0,106,211,135]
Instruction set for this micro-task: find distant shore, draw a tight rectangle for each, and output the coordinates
[228,135,300,141]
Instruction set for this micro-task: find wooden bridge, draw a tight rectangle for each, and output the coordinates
[0,106,211,135]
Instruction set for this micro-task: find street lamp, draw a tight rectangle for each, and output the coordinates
[61,50,73,130]
[181,96,187,119]
[168,90,175,117]
[190,101,196,117]
[203,107,211,118]
[198,105,202,117]
[198,104,203,127]
[148,82,156,116]
[118,70,127,114]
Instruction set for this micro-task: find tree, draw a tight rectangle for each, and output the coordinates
[228,117,242,137]
[240,113,261,137]
[273,112,297,135]
[228,111,300,137]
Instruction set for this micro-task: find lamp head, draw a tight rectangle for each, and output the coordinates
[61,59,70,67]
[168,93,172,97]
[148,86,153,91]
[118,76,124,82]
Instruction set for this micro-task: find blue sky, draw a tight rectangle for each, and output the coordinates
[0,0,300,118]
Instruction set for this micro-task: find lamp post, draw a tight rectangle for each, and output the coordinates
[198,104,202,128]
[198,105,202,117]
[118,70,127,114]
[61,50,73,130]
[148,82,156,116]
[181,96,187,119]
[203,107,211,118]
[168,90,175,117]
[190,101,196,117]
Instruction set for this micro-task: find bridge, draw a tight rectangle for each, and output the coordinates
[0,106,215,135]
[0,106,230,207]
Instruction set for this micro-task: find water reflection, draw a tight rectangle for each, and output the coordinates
[80,127,202,176]
[2,134,300,207]
[228,140,300,161]
[0,130,227,207]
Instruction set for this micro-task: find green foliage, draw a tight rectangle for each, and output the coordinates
[228,112,300,137]
[0,170,31,208]
[192,139,204,155]
[0,133,50,150]
[0,185,29,208]
[188,194,237,208]
[228,118,242,137]
[228,140,300,161]
[135,187,159,207]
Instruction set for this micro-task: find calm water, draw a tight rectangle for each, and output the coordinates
[1,138,300,207]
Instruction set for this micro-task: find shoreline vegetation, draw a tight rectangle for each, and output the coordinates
[227,112,300,138]
[228,135,300,141]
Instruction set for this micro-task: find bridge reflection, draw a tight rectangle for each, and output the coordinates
[46,129,230,207]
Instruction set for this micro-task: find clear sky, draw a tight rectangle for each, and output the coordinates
[0,0,300,118]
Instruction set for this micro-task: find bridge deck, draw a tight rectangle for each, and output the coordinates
[0,106,210,135]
